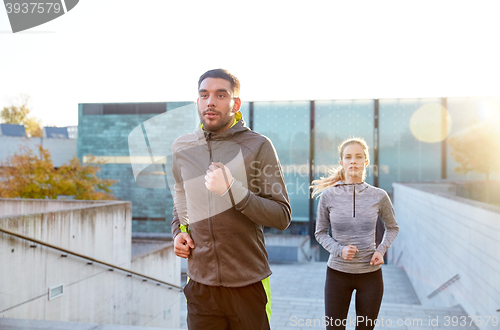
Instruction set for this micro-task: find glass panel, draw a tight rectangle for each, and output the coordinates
[253,101,310,223]
[82,103,102,115]
[50,286,63,296]
[314,99,375,184]
[239,101,250,127]
[313,99,374,219]
[49,284,64,300]
[103,103,136,115]
[379,98,442,193]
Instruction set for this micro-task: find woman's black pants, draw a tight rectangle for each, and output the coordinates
[324,267,383,330]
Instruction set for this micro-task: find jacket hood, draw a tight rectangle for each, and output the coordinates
[194,112,250,142]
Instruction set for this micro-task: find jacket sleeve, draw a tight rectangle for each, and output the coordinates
[171,145,189,238]
[225,138,291,230]
[314,192,344,257]
[375,190,399,255]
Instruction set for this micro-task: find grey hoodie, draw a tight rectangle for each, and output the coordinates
[315,181,399,274]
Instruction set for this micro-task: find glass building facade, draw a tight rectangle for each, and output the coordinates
[378,98,443,192]
[78,96,500,235]
[254,101,311,224]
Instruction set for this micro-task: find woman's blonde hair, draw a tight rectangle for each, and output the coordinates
[310,137,370,198]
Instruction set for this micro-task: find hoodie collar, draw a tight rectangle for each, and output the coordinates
[333,181,368,218]
[194,112,249,142]
[333,180,369,192]
[199,111,242,131]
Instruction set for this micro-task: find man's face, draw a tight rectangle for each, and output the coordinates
[197,77,241,133]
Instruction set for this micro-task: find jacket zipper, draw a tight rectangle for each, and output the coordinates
[353,184,356,218]
[347,183,357,218]
[206,132,222,285]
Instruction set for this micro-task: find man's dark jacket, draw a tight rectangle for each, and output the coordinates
[171,115,291,287]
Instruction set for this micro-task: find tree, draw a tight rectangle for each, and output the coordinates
[57,155,117,200]
[0,145,116,200]
[1,94,43,137]
[23,117,43,138]
[0,146,59,199]
[447,120,500,181]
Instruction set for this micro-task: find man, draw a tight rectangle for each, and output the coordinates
[171,69,291,330]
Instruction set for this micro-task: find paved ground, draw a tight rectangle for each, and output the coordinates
[179,262,477,330]
[0,262,478,330]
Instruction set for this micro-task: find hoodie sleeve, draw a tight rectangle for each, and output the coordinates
[171,144,189,238]
[375,190,399,255]
[225,137,291,231]
[314,192,344,257]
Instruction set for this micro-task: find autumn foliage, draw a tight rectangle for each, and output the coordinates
[0,145,116,200]
[1,94,42,137]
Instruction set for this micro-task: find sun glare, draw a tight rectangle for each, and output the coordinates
[410,104,452,143]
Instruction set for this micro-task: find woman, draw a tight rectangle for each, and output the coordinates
[311,137,399,330]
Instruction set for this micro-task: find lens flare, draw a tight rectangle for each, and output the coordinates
[476,100,497,121]
[410,104,451,143]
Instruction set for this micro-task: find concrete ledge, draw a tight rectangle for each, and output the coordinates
[0,198,129,218]
[265,234,312,262]
[131,240,173,260]
[132,232,173,240]
[394,182,500,214]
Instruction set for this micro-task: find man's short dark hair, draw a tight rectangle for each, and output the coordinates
[198,69,240,98]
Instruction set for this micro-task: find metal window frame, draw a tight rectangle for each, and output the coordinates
[48,283,64,301]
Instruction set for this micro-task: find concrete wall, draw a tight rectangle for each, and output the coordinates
[265,234,312,262]
[130,242,181,328]
[0,199,180,328]
[391,183,500,330]
[131,241,180,289]
[0,136,76,168]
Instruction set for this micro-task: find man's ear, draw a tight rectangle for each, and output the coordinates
[232,97,242,113]
[196,98,199,107]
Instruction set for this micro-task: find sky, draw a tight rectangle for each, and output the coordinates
[1,0,499,127]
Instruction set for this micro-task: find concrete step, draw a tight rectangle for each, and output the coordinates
[0,318,187,330]
[273,296,465,312]
[268,263,421,305]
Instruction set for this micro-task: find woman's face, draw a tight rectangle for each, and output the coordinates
[340,143,368,180]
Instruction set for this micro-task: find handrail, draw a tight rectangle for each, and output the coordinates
[299,235,312,261]
[427,274,460,299]
[0,227,182,291]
